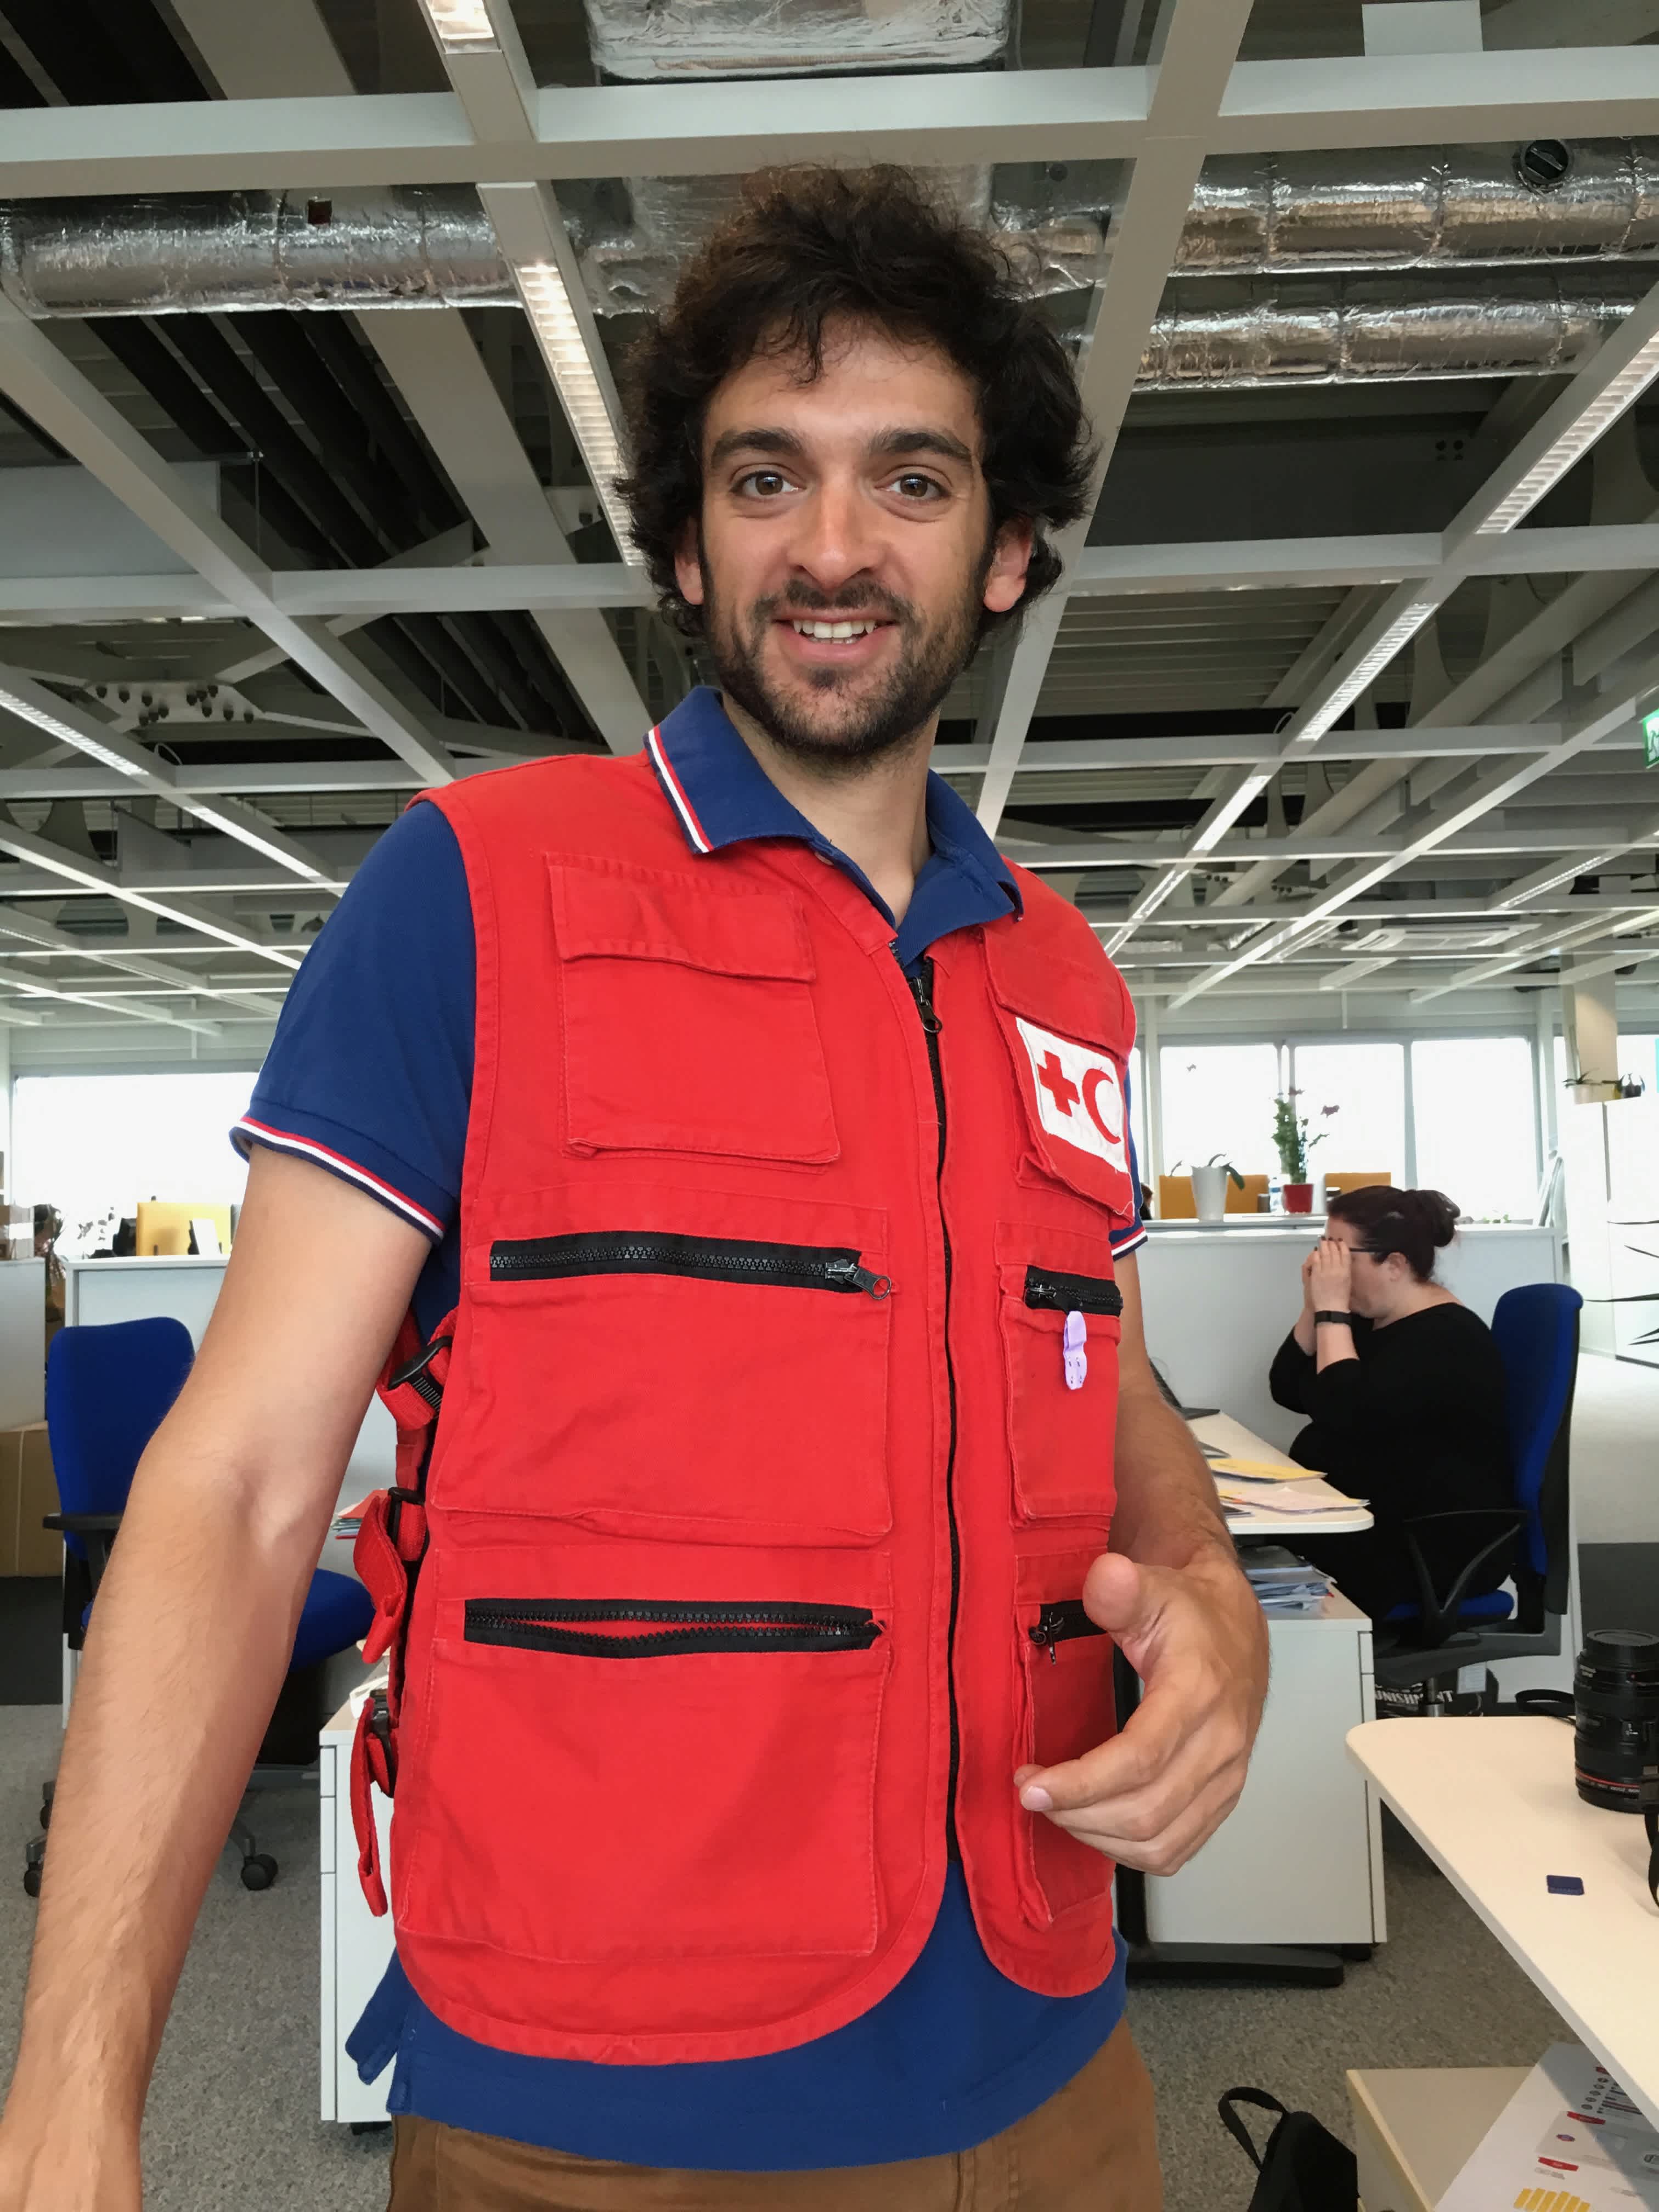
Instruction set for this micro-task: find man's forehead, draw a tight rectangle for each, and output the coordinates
[701,326,983,454]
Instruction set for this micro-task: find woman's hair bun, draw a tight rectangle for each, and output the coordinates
[1410,1189,1460,1246]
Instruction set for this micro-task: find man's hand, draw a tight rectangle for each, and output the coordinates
[1012,1547,1267,1878]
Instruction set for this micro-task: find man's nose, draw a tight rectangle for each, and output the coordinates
[788,477,882,597]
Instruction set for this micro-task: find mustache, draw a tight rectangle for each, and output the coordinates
[754,588,915,626]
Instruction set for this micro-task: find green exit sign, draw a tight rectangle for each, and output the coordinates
[1647,708,1659,768]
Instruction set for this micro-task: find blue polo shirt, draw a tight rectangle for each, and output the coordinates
[233,686,1144,2170]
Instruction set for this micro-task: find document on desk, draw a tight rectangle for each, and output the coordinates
[1216,1478,1359,1516]
[1437,2042,1659,2210]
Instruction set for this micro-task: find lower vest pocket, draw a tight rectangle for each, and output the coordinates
[1015,1596,1116,1925]
[398,1597,891,1964]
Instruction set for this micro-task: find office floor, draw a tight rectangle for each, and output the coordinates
[0,1352,1651,2208]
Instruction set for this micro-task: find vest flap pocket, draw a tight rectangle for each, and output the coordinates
[1014,1554,1116,1926]
[398,1579,891,1967]
[549,859,837,1163]
[981,923,1134,1219]
[996,1222,1119,1526]
[550,856,816,980]
[452,1187,894,1547]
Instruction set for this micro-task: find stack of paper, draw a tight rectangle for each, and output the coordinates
[1438,2044,1659,2210]
[1238,1543,1333,1616]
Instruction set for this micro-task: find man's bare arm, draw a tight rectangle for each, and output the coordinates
[0,1147,430,2210]
[1012,1251,1269,1875]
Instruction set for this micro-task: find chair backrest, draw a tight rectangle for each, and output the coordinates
[1224,1173,1269,1214]
[1489,1283,1582,1617]
[133,1200,232,1256]
[46,1317,196,1519]
[1322,1170,1392,1199]
[1157,1175,1196,1218]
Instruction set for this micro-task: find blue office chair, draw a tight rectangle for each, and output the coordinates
[24,1317,374,1896]
[1372,1282,1582,1708]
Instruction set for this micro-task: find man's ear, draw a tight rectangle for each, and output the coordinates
[673,517,706,611]
[983,516,1034,617]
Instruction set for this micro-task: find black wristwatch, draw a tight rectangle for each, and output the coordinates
[1313,1310,1356,1327]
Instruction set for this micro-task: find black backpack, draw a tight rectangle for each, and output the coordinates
[1218,2088,1358,2210]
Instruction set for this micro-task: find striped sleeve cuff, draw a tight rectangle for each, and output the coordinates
[232,1116,448,1242]
[1109,1224,1149,1260]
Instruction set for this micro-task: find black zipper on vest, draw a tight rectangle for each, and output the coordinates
[465,1597,884,1657]
[907,956,962,1866]
[1023,1268,1123,1318]
[1028,1598,1107,1666]
[490,1231,891,1299]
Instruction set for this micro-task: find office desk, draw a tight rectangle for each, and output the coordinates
[1348,1717,1659,2129]
[1189,1411,1373,1539]
[320,1688,393,2126]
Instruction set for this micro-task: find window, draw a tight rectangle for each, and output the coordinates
[13,1072,257,1256]
[1159,1043,1281,1180]
[1126,1043,1147,1186]
[1289,1042,1406,1190]
[1410,1038,1537,1221]
[1619,1034,1658,1091]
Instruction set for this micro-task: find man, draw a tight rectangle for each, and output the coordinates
[0,167,1267,2211]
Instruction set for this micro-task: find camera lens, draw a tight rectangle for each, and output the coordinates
[1573,1628,1659,1812]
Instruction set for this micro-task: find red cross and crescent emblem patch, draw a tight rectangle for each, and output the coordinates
[1013,1017,1128,1173]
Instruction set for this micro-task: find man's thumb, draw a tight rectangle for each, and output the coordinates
[1082,1551,1156,1639]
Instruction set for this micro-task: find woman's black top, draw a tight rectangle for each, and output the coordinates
[1267,1303,1513,1621]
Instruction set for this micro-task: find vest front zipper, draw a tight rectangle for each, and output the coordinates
[908,956,963,1866]
[465,1597,884,1658]
[491,1231,891,1298]
[1028,1598,1107,1665]
[1023,1267,1123,1318]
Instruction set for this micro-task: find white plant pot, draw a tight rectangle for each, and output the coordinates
[1190,1164,1229,1222]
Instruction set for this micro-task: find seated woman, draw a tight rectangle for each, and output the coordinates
[1268,1185,1513,1623]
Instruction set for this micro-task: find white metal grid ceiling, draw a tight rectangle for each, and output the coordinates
[0,0,1651,1065]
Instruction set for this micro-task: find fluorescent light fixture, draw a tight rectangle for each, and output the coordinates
[182,802,328,883]
[0,684,148,778]
[511,260,639,564]
[1189,770,1269,856]
[1493,851,1620,910]
[418,0,499,47]
[1476,331,1659,538]
[1296,601,1440,744]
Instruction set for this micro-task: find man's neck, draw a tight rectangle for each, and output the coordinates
[721,694,934,927]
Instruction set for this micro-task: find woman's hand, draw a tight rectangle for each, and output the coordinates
[1307,1238,1352,1313]
[1300,1246,1318,1310]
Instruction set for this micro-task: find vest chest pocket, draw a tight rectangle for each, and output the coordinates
[1014,1587,1116,1925]
[997,1227,1121,1526]
[458,1201,895,1545]
[549,858,838,1165]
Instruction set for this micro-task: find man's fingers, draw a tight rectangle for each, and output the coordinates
[1017,1668,1201,1814]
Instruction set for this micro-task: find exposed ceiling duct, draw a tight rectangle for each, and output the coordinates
[582,0,1011,78]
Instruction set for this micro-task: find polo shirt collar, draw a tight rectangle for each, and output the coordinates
[645,685,1023,923]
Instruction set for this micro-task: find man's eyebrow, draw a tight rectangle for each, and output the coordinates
[707,426,806,469]
[868,428,975,466]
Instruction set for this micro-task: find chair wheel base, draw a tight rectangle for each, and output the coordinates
[240,1854,278,1891]
[22,1861,41,1898]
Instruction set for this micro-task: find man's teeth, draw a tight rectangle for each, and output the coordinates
[790,619,881,641]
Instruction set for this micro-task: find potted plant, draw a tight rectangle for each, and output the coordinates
[1564,1068,1624,1105]
[1272,1092,1338,1213]
[1184,1155,1245,1223]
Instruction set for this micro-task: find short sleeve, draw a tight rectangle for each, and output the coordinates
[1110,1067,1146,1260]
[230,800,473,1243]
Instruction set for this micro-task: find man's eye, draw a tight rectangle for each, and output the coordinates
[738,470,792,497]
[892,473,944,500]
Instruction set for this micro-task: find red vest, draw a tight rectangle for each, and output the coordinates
[351,748,1138,2064]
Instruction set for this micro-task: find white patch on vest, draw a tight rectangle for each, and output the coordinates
[1014,1018,1128,1172]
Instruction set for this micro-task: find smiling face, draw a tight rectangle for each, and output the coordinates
[673,318,1033,771]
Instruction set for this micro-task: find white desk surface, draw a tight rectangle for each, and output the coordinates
[1348,1717,1659,2129]
[1191,1411,1374,1537]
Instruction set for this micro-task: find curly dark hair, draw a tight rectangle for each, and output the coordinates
[617,165,1096,640]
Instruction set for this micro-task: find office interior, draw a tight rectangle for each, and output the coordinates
[1,0,1658,2203]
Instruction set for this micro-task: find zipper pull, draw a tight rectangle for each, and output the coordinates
[907,962,942,1034]
[1030,1606,1062,1664]
[824,1256,894,1300]
[1063,1310,1088,1391]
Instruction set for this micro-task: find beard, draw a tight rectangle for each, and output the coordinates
[700,548,990,774]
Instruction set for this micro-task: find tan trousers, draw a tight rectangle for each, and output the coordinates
[385,2018,1161,2211]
